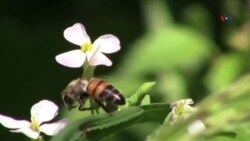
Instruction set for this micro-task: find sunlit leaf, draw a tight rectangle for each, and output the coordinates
[140,95,151,105]
[51,107,144,141]
[147,74,250,141]
[105,26,214,94]
[205,53,244,92]
[51,103,170,141]
[127,82,156,106]
[157,71,188,102]
[139,103,170,123]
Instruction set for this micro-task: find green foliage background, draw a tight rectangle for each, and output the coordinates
[0,0,250,141]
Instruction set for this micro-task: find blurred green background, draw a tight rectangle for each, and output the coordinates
[0,0,249,140]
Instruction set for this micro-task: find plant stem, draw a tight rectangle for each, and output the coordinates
[81,61,95,81]
[140,0,172,32]
[31,136,45,141]
[39,136,45,141]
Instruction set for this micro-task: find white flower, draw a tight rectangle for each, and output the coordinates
[169,98,206,135]
[187,119,206,135]
[0,100,68,139]
[55,23,121,68]
[169,98,195,125]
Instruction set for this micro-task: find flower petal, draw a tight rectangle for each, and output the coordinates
[93,34,121,54]
[40,119,68,136]
[64,23,91,46]
[87,52,112,66]
[31,100,58,124]
[11,128,40,139]
[55,50,86,68]
[185,99,194,106]
[188,120,206,135]
[0,114,30,129]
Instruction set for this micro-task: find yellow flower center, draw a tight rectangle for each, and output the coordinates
[176,103,185,116]
[31,116,40,131]
[81,42,93,53]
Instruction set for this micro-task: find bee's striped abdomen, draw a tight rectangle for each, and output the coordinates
[101,86,125,105]
[87,78,125,105]
[87,78,106,97]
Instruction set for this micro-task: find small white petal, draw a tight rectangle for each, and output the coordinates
[170,98,194,109]
[93,34,121,54]
[185,105,196,112]
[64,23,91,46]
[40,119,68,136]
[55,50,86,68]
[185,99,194,106]
[87,52,112,66]
[188,120,206,135]
[31,100,58,124]
[0,114,30,129]
[11,128,40,139]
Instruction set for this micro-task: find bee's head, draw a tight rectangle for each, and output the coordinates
[61,93,78,110]
[61,78,89,110]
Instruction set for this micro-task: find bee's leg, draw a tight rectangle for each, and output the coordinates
[77,92,92,111]
[78,107,93,111]
[89,98,95,115]
[63,100,77,111]
[68,105,78,111]
[93,99,110,113]
[77,99,93,111]
[95,108,100,114]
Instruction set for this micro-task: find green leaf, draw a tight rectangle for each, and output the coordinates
[147,74,250,141]
[89,103,170,140]
[127,82,156,106]
[139,103,170,123]
[51,103,170,141]
[51,107,144,141]
[105,26,214,94]
[205,53,244,92]
[140,95,151,105]
[157,71,188,102]
[231,123,250,141]
[199,131,237,141]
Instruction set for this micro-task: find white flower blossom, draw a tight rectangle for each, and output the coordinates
[169,98,206,135]
[0,100,67,139]
[55,23,121,68]
[169,98,196,125]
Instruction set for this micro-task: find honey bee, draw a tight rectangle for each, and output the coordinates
[62,78,126,113]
